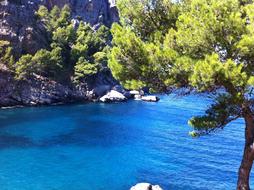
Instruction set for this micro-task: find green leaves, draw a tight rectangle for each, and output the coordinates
[71,23,110,82]
[74,57,98,82]
[36,5,71,33]
[188,94,241,135]
[117,0,180,41]
[109,0,254,134]
[190,53,248,95]
[15,48,64,80]
[14,5,111,82]
[109,23,172,91]
[175,0,245,58]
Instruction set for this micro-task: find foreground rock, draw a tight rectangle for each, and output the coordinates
[130,183,163,190]
[141,96,160,102]
[99,90,126,103]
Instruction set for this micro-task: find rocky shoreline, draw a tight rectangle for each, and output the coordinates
[0,67,159,108]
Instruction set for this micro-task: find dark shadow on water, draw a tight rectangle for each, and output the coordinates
[0,118,142,150]
[0,134,36,149]
[38,119,141,148]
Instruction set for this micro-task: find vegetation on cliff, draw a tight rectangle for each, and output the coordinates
[109,0,254,189]
[1,5,110,83]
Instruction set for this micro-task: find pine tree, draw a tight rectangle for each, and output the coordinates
[109,0,254,189]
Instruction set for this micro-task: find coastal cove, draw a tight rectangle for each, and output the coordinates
[0,94,252,190]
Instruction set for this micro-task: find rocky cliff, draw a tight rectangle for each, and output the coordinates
[0,0,119,54]
[0,64,118,107]
[0,0,119,107]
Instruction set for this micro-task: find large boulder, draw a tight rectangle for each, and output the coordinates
[130,183,163,190]
[141,96,160,102]
[130,90,140,95]
[89,85,111,98]
[99,90,126,103]
[112,85,132,99]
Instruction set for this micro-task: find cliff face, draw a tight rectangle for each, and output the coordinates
[0,0,119,54]
[0,64,118,107]
[0,0,119,107]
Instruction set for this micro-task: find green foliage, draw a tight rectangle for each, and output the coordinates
[109,0,254,135]
[109,23,177,91]
[52,24,76,49]
[14,5,110,82]
[188,94,241,134]
[36,5,71,33]
[74,57,98,82]
[1,47,15,69]
[0,41,15,71]
[117,0,180,40]
[109,24,150,89]
[15,54,34,80]
[71,23,110,61]
[15,48,63,80]
[0,40,10,49]
[175,0,246,58]
[93,51,107,64]
[71,22,110,81]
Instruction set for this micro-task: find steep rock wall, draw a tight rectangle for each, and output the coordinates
[0,0,118,54]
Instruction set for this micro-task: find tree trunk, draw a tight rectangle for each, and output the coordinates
[237,105,254,190]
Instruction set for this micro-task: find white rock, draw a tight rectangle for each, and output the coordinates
[99,90,126,102]
[141,96,160,102]
[134,94,142,100]
[130,183,163,190]
[130,90,140,95]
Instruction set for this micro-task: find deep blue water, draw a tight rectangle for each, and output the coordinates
[0,95,252,190]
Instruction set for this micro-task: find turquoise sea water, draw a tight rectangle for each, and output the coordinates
[0,95,252,190]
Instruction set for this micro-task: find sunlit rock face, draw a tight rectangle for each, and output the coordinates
[45,0,118,26]
[0,0,119,54]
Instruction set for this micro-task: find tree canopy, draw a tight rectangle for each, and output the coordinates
[109,0,254,189]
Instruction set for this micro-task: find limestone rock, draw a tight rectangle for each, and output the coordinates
[112,85,132,99]
[141,96,160,102]
[0,0,119,55]
[134,94,142,100]
[99,90,126,102]
[130,90,140,95]
[130,183,163,190]
[0,69,86,107]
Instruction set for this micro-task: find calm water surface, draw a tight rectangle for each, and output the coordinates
[0,95,252,190]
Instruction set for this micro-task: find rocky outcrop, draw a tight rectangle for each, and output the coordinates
[45,0,119,26]
[0,66,121,107]
[141,96,160,102]
[0,65,120,107]
[0,68,86,107]
[0,0,120,107]
[0,0,49,55]
[0,0,119,55]
[99,90,126,102]
[130,183,163,190]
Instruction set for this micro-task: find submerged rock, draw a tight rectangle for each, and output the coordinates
[99,90,126,102]
[141,96,160,102]
[130,183,163,190]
